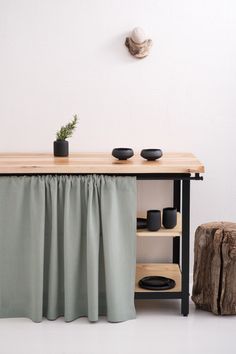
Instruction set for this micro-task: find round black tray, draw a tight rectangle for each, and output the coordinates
[138,276,176,290]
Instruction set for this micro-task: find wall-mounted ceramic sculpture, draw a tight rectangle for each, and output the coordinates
[125,27,152,59]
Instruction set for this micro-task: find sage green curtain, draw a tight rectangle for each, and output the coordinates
[0,175,136,322]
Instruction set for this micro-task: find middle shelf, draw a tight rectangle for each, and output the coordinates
[136,212,182,237]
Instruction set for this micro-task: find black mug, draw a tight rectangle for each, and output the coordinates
[163,207,177,229]
[147,210,161,231]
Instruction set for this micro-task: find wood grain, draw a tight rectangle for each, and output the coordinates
[0,152,205,174]
[192,222,236,315]
[192,223,223,314]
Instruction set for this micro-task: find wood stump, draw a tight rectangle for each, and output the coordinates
[192,222,236,315]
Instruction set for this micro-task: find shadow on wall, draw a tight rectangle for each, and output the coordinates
[101,32,143,63]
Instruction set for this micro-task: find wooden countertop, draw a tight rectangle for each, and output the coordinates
[0,152,204,174]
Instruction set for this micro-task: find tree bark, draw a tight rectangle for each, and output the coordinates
[192,222,236,315]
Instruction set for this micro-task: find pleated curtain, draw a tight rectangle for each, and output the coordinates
[0,175,136,322]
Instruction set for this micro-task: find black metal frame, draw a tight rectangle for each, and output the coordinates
[1,171,202,316]
[134,172,202,317]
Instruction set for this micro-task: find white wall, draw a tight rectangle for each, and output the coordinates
[0,0,236,268]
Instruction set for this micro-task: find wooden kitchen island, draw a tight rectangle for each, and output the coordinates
[0,152,205,316]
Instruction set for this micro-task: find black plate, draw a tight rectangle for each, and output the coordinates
[137,217,147,229]
[139,276,176,290]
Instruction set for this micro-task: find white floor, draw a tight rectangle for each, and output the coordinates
[0,300,235,354]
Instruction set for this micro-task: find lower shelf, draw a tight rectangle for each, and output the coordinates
[135,263,181,293]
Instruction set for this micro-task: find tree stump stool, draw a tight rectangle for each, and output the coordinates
[192,222,236,315]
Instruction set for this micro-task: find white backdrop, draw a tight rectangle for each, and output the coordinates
[0,0,236,269]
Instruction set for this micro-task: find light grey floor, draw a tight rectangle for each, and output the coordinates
[0,300,235,354]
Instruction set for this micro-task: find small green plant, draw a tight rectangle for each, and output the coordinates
[56,115,78,141]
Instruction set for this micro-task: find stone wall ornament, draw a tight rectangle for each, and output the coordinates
[125,27,152,59]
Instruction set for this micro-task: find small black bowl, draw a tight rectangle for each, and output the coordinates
[137,218,147,229]
[140,149,163,161]
[112,148,134,160]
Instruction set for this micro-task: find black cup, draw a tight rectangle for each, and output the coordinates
[163,207,177,229]
[147,210,161,231]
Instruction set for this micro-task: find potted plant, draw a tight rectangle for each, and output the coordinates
[54,115,78,157]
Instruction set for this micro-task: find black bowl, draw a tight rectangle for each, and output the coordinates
[140,149,163,161]
[137,217,147,229]
[112,148,134,160]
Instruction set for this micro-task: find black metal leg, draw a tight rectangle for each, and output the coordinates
[173,180,180,264]
[181,178,190,316]
[173,237,180,264]
[173,180,181,211]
